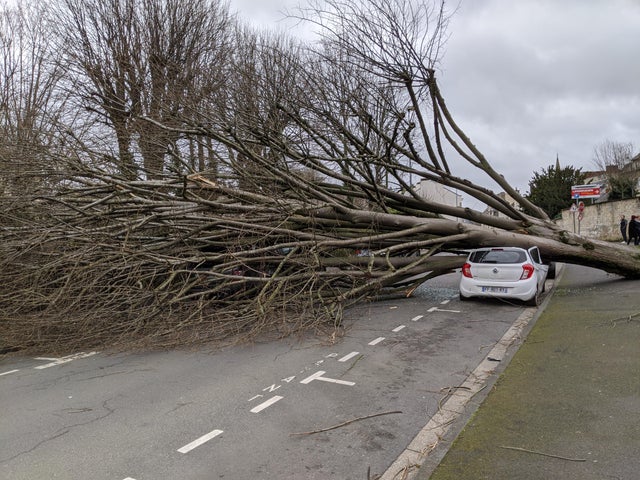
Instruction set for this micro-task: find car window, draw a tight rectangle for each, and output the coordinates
[469,249,526,264]
[528,247,541,264]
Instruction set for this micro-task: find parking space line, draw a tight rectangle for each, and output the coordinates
[250,395,283,413]
[368,337,385,346]
[0,369,19,376]
[177,429,224,454]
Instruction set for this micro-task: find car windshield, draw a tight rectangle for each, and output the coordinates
[469,249,526,264]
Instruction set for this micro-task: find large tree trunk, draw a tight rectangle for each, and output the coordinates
[1,170,637,354]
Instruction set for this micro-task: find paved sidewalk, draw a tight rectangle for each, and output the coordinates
[417,264,640,480]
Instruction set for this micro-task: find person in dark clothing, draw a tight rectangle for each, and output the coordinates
[628,215,640,246]
[620,215,628,243]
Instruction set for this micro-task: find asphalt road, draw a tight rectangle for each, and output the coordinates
[0,273,544,480]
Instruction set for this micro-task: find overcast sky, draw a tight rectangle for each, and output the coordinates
[230,0,640,199]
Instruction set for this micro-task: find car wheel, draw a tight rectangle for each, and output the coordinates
[525,289,539,307]
[459,292,470,301]
[546,262,556,279]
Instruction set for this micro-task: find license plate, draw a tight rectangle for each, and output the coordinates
[481,286,509,293]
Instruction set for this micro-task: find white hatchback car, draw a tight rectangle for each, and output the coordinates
[459,246,549,306]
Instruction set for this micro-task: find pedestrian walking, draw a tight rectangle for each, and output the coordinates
[628,215,640,246]
[620,215,628,243]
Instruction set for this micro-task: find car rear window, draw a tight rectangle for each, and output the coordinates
[469,249,526,264]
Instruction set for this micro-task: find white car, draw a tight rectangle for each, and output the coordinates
[459,246,549,306]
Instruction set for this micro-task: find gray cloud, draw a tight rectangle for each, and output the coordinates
[440,0,640,192]
[231,0,640,194]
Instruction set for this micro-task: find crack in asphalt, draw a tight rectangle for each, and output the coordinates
[1,399,116,463]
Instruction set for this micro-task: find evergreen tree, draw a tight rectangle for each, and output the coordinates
[526,161,584,219]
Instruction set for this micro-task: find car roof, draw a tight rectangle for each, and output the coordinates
[470,246,527,252]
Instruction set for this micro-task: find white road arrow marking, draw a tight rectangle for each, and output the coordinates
[34,352,98,369]
[300,370,355,386]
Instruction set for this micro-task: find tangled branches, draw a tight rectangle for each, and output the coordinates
[0,172,463,354]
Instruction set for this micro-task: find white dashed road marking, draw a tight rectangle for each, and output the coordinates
[177,429,224,454]
[411,315,423,321]
[368,337,385,346]
[338,351,360,362]
[250,395,284,413]
[392,325,406,332]
[0,369,19,376]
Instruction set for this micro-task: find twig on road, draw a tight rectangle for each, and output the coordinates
[290,410,402,436]
[340,353,364,377]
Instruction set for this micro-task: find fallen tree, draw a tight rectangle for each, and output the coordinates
[1,0,639,354]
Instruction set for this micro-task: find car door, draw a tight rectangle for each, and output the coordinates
[528,247,548,291]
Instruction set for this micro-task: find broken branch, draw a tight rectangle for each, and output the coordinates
[289,410,402,436]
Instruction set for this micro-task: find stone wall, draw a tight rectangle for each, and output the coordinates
[556,197,640,240]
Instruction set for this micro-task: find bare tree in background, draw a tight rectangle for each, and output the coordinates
[54,0,233,179]
[0,0,69,198]
[593,139,637,199]
[2,0,640,355]
[219,27,308,194]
